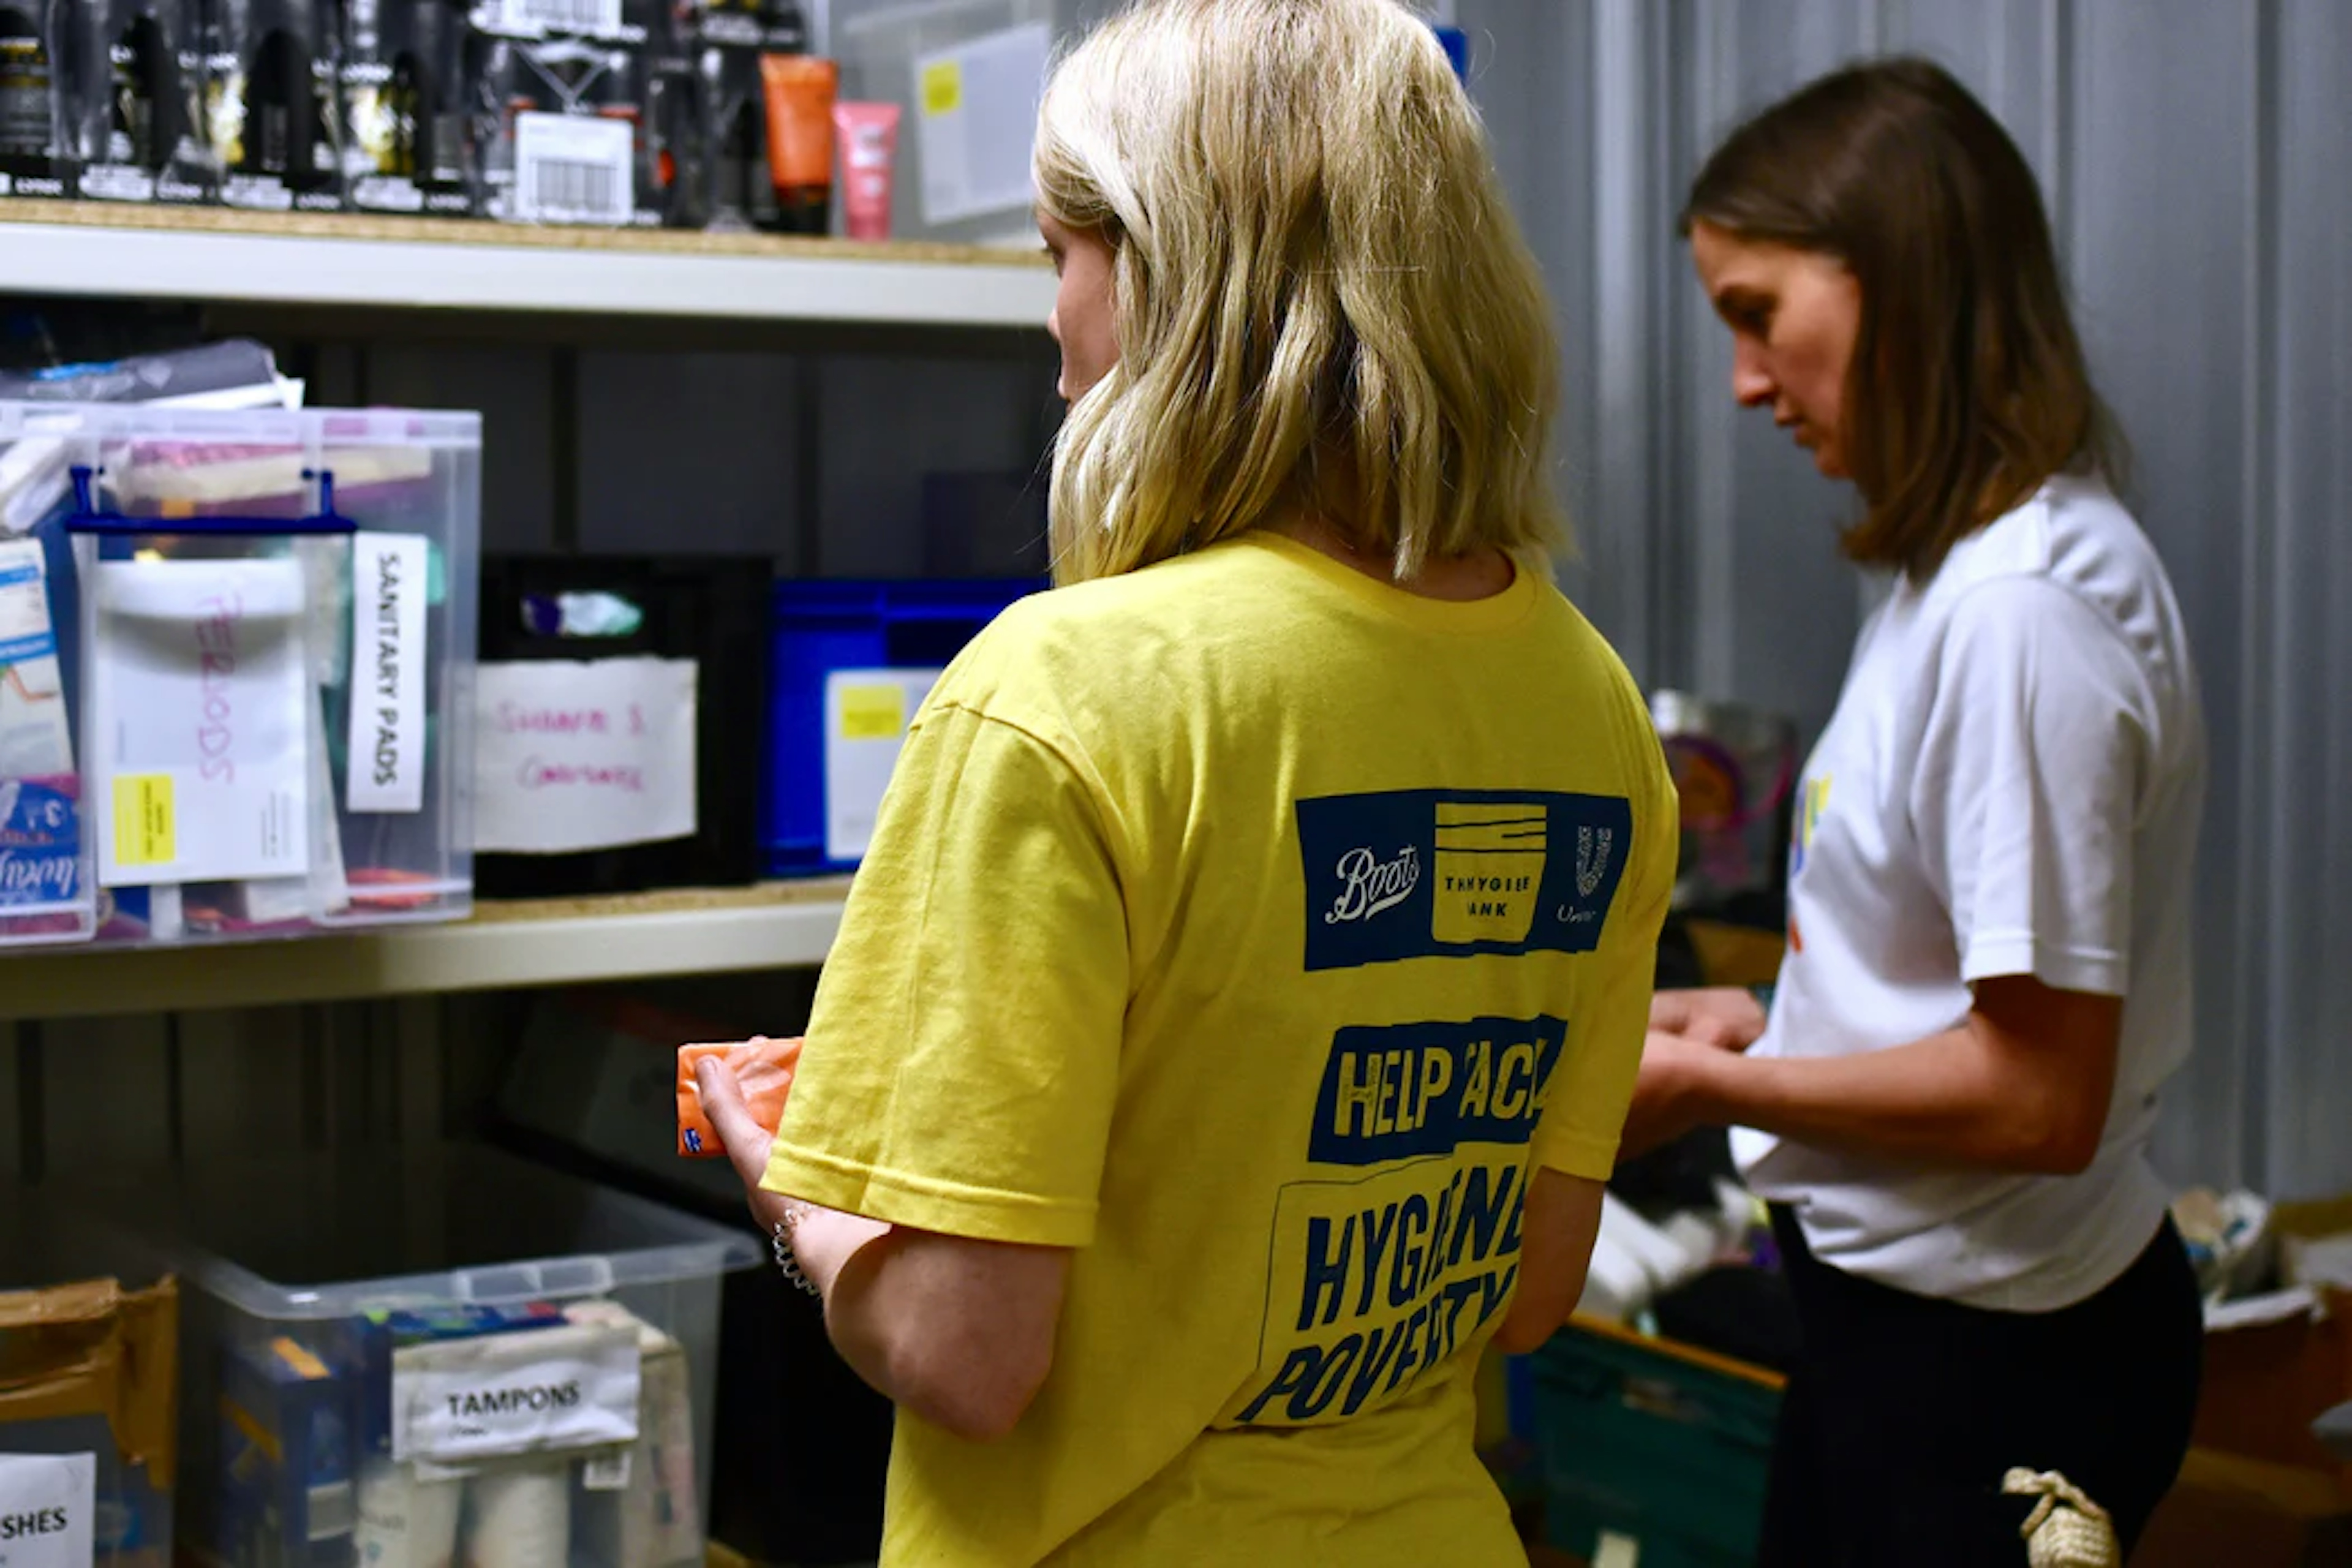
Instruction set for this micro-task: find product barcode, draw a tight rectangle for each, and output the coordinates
[503,0,620,34]
[524,156,625,222]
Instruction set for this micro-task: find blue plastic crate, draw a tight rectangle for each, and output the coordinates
[762,578,1042,877]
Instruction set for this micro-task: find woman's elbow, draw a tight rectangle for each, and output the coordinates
[1491,1311,1559,1357]
[1492,1274,1584,1356]
[894,1338,1053,1442]
[2000,1098,2108,1177]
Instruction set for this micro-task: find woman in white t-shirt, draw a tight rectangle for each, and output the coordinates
[1627,58,2207,1566]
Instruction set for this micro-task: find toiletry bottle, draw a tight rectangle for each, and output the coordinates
[696,0,795,231]
[0,0,68,195]
[347,0,470,213]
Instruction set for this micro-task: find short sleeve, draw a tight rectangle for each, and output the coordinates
[1532,703,1678,1180]
[1911,578,2149,997]
[761,698,1130,1248]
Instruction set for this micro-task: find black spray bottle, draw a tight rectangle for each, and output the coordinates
[76,0,211,202]
[0,0,70,196]
[209,0,347,209]
[695,0,799,232]
[344,0,473,213]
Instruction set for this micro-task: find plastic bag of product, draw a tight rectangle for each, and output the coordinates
[675,1036,801,1158]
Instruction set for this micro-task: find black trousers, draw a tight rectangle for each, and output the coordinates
[1758,1205,2203,1567]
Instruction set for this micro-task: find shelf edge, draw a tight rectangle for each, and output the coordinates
[0,899,844,1020]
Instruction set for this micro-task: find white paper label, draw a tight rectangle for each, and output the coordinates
[824,668,940,863]
[80,164,156,203]
[346,532,432,814]
[489,0,622,36]
[915,21,1050,226]
[579,1448,631,1491]
[0,1453,96,1566]
[391,1324,641,1466]
[472,658,697,854]
[513,113,632,225]
[92,559,310,888]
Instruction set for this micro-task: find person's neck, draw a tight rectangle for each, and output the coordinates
[1273,516,1517,603]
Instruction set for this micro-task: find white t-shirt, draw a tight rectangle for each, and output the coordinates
[1732,474,2207,1311]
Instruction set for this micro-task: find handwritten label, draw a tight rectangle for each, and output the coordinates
[0,1453,96,1566]
[472,658,696,854]
[91,558,309,889]
[346,532,432,814]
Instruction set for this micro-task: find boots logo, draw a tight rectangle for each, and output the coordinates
[1326,845,1420,924]
[1575,826,1614,897]
[1298,788,1635,972]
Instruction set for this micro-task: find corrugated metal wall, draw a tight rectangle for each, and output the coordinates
[1468,0,2352,1198]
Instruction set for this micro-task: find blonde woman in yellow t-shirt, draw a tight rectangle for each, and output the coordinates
[693,1,1678,1562]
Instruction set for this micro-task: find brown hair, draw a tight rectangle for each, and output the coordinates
[1683,57,2121,580]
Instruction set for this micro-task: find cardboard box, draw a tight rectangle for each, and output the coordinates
[2144,1209,2352,1567]
[2195,1285,2352,1483]
[2134,1448,2352,1568]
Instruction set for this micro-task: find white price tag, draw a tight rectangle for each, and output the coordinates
[472,657,698,854]
[0,1453,96,1566]
[513,112,632,225]
[347,532,432,814]
[580,1447,632,1491]
[391,1323,642,1466]
[491,0,622,35]
[823,668,940,863]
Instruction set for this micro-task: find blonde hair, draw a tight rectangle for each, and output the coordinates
[1033,0,1563,585]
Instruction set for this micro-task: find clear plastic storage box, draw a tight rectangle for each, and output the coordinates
[93,1143,760,1568]
[0,1188,180,1567]
[834,0,1057,247]
[0,402,480,949]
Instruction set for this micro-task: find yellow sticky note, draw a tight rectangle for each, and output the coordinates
[838,684,907,742]
[921,58,963,117]
[113,773,175,867]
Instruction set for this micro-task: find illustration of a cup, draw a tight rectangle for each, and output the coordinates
[1432,801,1547,945]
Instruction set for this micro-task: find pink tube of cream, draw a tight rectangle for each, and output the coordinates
[832,100,902,241]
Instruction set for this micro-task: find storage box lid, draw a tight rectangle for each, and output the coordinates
[92,1142,758,1321]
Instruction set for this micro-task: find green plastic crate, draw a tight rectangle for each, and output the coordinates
[1529,1319,1785,1568]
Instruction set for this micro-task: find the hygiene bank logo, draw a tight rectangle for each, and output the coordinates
[1297,788,1632,971]
[1790,774,1832,878]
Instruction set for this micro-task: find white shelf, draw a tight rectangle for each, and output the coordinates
[0,201,1055,329]
[0,883,849,1020]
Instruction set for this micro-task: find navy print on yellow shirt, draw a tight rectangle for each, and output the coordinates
[1297,789,1633,971]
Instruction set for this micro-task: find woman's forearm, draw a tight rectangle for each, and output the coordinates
[1686,1014,2109,1176]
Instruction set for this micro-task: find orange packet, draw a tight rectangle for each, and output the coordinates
[677,1036,803,1158]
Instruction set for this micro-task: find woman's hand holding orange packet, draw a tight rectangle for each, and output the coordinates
[677,1035,803,1158]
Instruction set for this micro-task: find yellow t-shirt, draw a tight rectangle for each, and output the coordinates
[763,532,1676,1567]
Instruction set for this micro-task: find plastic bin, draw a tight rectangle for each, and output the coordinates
[473,555,771,898]
[90,1142,760,1568]
[1528,1317,1785,1568]
[0,401,480,949]
[0,1189,179,1567]
[761,576,1038,876]
[834,0,1055,247]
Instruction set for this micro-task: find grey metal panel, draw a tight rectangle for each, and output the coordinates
[368,343,558,553]
[576,352,804,558]
[814,354,1053,577]
[1676,0,1872,742]
[2067,0,2266,1191]
[2253,0,2352,1198]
